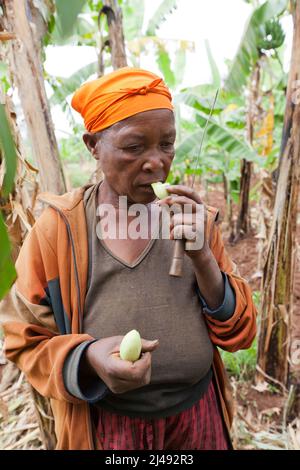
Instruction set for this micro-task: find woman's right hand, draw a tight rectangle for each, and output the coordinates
[84,336,159,394]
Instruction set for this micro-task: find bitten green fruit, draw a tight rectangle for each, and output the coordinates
[119,329,142,362]
[151,182,170,200]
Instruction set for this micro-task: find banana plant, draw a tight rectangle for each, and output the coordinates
[46,0,183,109]
[53,0,88,40]
[0,104,17,299]
[225,0,287,94]
[48,61,98,106]
[145,0,178,36]
[173,39,256,176]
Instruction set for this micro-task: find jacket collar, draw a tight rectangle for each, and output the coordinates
[37,183,95,212]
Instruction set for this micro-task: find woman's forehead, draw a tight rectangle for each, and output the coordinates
[108,109,175,134]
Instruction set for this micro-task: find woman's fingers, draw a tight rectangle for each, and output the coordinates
[157,195,199,212]
[171,212,201,228]
[109,338,158,382]
[170,224,197,240]
[165,184,203,204]
[109,351,152,386]
[141,338,159,352]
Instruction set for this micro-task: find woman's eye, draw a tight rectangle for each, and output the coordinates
[161,142,174,150]
[125,145,142,152]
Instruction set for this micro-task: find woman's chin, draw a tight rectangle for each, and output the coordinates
[129,195,156,205]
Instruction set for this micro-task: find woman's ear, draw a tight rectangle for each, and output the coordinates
[83,132,100,158]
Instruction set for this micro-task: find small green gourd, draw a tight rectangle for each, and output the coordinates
[119,329,142,362]
[151,182,170,199]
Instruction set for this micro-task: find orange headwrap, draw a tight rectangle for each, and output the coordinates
[71,67,173,133]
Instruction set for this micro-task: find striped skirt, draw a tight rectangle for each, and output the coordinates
[94,378,230,450]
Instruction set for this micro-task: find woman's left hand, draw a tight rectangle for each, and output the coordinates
[155,184,209,260]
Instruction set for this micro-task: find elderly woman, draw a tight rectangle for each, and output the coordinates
[0,67,256,450]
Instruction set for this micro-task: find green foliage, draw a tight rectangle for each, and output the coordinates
[59,134,92,163]
[0,213,16,300]
[155,44,175,88]
[32,0,54,23]
[221,338,257,380]
[59,134,94,187]
[0,105,17,300]
[173,44,186,86]
[122,0,145,40]
[197,113,257,161]
[154,38,190,91]
[257,18,285,50]
[175,112,257,164]
[49,62,98,106]
[171,83,254,201]
[54,0,87,38]
[204,40,221,88]
[146,0,177,35]
[225,0,287,94]
[0,104,17,197]
[0,61,10,94]
[252,289,261,310]
[64,164,91,187]
[221,290,260,380]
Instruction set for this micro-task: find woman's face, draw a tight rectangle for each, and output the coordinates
[84,109,176,204]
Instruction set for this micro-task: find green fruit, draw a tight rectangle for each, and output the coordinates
[151,182,170,199]
[119,329,142,362]
[258,19,285,51]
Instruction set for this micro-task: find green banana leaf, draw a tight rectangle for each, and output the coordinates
[175,113,257,164]
[155,43,175,88]
[123,0,145,40]
[205,39,221,88]
[0,104,17,196]
[49,61,98,106]
[0,212,16,300]
[175,91,224,115]
[225,0,287,93]
[0,104,17,300]
[54,0,87,39]
[174,44,186,86]
[146,0,178,35]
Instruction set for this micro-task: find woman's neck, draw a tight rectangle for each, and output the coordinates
[97,179,122,209]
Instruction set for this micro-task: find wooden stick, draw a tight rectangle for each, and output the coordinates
[169,240,185,277]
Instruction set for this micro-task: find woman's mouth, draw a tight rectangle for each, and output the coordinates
[138,184,154,192]
[138,180,164,193]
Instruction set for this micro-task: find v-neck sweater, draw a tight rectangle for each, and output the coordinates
[82,183,214,418]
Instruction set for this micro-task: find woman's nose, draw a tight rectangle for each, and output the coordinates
[142,153,164,172]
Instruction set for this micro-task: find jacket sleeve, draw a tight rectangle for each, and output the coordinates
[0,213,94,404]
[197,271,236,321]
[204,223,257,352]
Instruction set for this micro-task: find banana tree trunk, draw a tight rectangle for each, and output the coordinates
[256,2,300,418]
[235,63,260,241]
[2,0,66,195]
[222,173,235,243]
[235,160,252,238]
[103,0,128,70]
